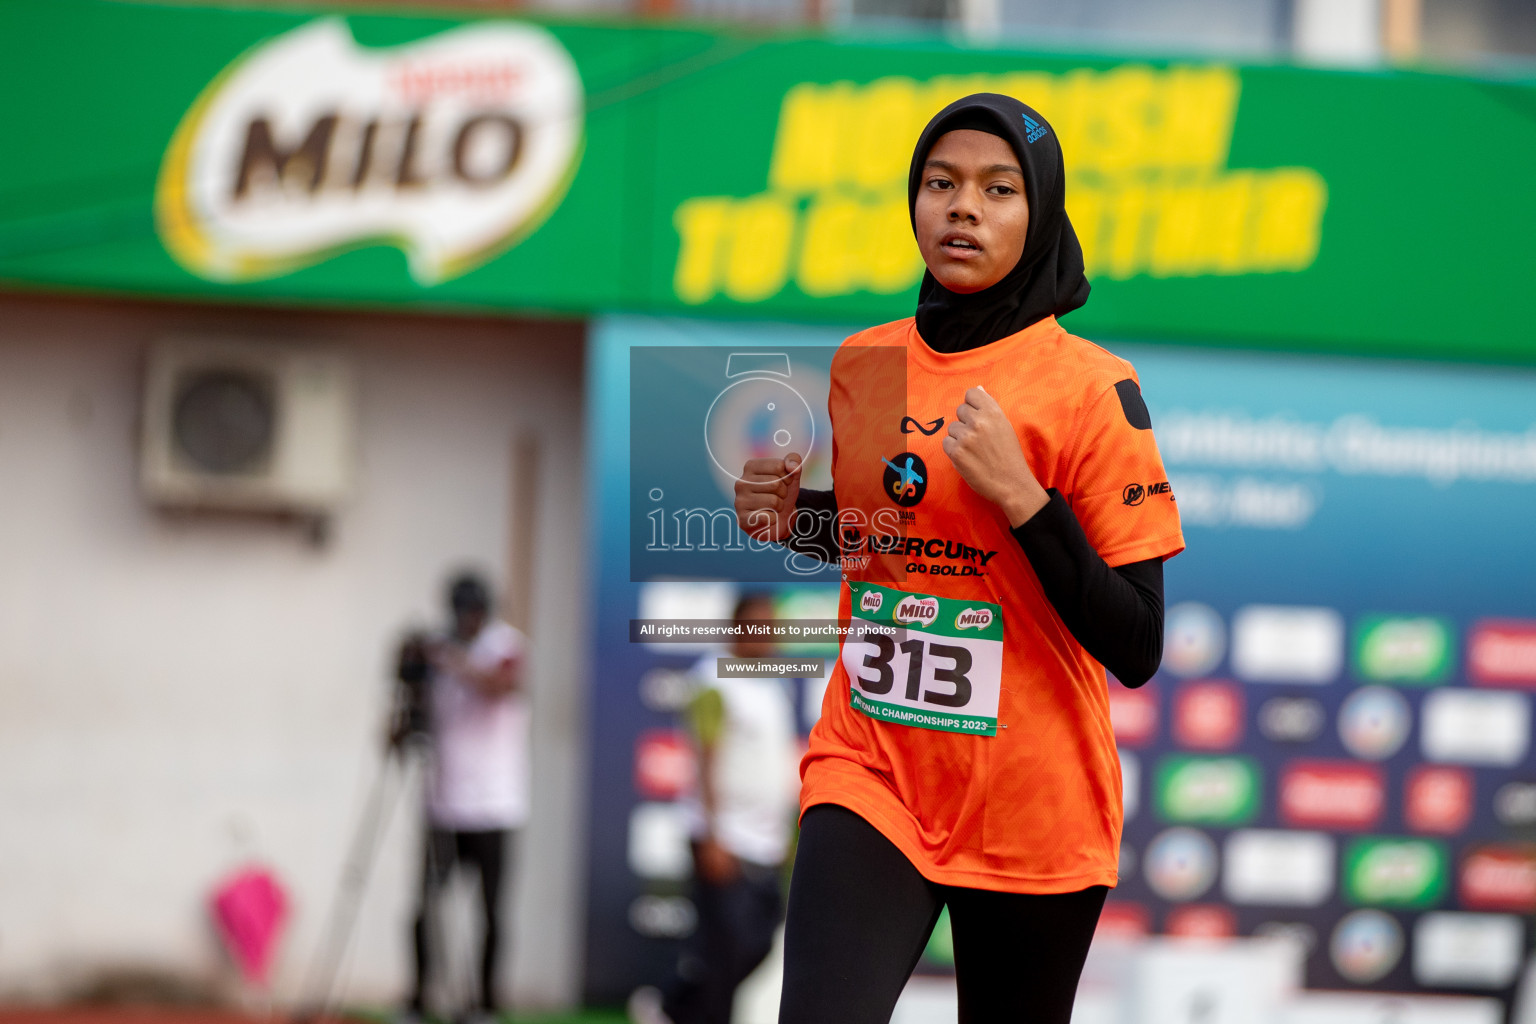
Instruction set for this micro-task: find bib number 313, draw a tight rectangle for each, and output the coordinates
[843,581,1003,736]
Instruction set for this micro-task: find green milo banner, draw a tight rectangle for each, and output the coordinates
[2,0,1535,361]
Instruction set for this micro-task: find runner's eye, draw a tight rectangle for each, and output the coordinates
[927,177,954,190]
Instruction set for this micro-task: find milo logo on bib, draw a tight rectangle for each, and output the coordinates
[893,596,939,627]
[844,581,1004,736]
[956,607,993,630]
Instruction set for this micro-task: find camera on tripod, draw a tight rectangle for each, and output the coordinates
[388,630,434,749]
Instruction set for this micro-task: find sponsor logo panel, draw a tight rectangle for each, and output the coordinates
[1253,921,1318,955]
[1108,684,1158,747]
[1163,602,1226,678]
[1495,781,1536,827]
[1172,680,1245,750]
[1096,901,1150,938]
[633,729,695,800]
[1337,686,1411,761]
[1330,909,1404,983]
[1467,619,1536,687]
[1343,837,1447,908]
[1459,845,1536,913]
[628,894,697,938]
[1352,614,1454,684]
[1165,904,1236,938]
[1279,761,1384,830]
[1155,755,1260,825]
[1120,842,1138,881]
[1404,766,1473,835]
[1232,605,1344,684]
[1223,829,1335,906]
[1144,827,1219,902]
[1120,749,1140,821]
[157,19,585,284]
[1412,912,1523,988]
[1421,688,1530,766]
[627,802,692,881]
[1258,696,1325,743]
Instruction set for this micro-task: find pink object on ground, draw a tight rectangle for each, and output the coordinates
[210,866,288,987]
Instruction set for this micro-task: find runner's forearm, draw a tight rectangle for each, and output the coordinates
[1010,490,1164,688]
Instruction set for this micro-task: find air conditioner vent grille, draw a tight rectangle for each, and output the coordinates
[141,337,355,513]
[171,367,278,476]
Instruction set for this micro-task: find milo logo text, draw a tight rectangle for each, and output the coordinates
[893,596,939,627]
[955,607,993,631]
[860,589,883,614]
[157,18,583,284]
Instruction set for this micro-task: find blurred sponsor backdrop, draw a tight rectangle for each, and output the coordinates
[1,0,1534,1021]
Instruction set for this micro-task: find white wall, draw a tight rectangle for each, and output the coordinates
[1293,0,1383,63]
[0,294,589,1011]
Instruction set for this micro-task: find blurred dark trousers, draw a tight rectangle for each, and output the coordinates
[663,856,784,1024]
[411,827,514,1013]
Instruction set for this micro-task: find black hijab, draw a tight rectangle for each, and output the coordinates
[908,93,1090,353]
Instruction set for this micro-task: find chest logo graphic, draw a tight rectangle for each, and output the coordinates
[881,452,927,507]
[893,596,939,627]
[900,415,945,436]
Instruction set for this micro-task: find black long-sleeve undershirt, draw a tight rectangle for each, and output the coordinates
[786,486,1164,688]
[1009,489,1163,688]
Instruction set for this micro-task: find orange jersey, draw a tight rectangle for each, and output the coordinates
[801,314,1185,893]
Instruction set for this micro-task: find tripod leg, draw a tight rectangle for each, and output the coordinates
[293,747,410,1023]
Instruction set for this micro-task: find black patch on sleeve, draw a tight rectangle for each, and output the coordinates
[1114,379,1152,430]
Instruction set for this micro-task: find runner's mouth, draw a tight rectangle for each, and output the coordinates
[940,233,984,258]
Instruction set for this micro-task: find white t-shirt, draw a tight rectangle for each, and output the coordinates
[679,653,801,867]
[426,621,530,830]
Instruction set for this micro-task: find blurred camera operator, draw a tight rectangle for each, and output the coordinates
[394,572,528,1024]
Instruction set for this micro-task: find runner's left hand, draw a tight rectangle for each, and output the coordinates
[942,386,1049,527]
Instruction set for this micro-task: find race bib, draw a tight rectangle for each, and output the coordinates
[843,581,1004,736]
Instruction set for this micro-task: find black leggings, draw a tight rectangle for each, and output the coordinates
[411,827,511,1013]
[779,805,1106,1024]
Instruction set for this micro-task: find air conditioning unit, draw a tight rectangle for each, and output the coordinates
[141,336,357,513]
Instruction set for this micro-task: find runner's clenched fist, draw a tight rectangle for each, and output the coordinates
[942,386,1049,527]
[734,452,804,542]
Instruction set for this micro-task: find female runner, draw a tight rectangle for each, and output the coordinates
[735,93,1185,1023]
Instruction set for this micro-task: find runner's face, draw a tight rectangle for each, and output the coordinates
[914,130,1029,294]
